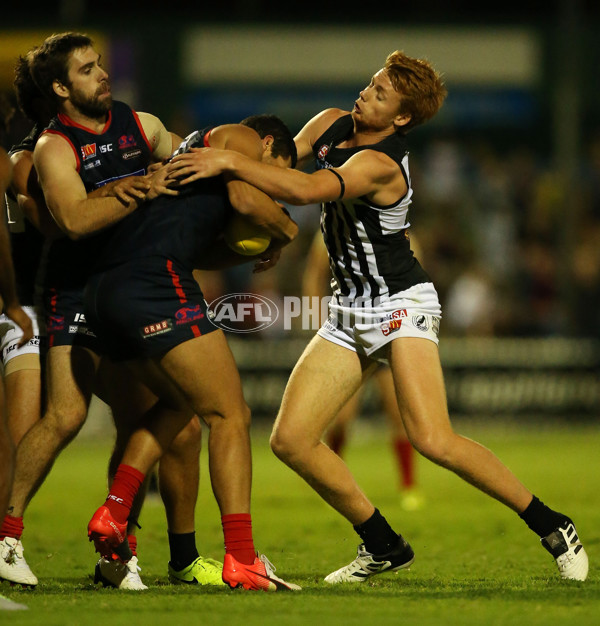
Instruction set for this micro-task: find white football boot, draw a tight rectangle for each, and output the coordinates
[325,535,414,584]
[0,537,38,587]
[541,520,588,581]
[94,555,148,590]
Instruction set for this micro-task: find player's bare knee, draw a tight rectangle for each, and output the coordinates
[270,425,304,464]
[169,415,202,453]
[202,402,251,431]
[411,431,454,466]
[44,405,87,443]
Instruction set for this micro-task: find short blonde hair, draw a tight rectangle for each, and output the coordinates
[384,50,447,132]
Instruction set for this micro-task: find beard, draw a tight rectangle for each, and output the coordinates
[69,83,112,119]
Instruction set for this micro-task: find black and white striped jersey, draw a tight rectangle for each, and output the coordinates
[313,114,430,304]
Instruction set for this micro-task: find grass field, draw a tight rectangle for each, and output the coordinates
[1,417,598,625]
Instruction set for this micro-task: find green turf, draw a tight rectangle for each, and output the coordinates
[1,419,598,625]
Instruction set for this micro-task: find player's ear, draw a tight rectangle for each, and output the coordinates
[53,79,69,98]
[393,113,411,129]
[262,135,274,150]
[261,135,275,159]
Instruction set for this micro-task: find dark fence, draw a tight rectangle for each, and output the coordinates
[229,336,600,420]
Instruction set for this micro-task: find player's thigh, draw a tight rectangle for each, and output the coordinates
[96,358,159,428]
[387,337,452,444]
[4,367,42,443]
[374,366,407,437]
[275,334,375,444]
[44,345,99,423]
[156,330,247,419]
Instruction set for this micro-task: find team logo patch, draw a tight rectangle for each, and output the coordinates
[413,314,429,332]
[47,315,65,332]
[141,319,173,338]
[81,143,97,160]
[119,134,137,149]
[175,304,205,325]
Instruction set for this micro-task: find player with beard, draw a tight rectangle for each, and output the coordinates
[0,33,221,591]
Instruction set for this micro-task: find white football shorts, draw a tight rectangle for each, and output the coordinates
[0,306,46,373]
[317,282,442,362]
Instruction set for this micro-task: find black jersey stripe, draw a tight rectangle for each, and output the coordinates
[333,203,363,298]
[321,202,347,297]
[336,203,376,300]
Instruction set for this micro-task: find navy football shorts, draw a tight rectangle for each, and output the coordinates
[84,255,218,361]
[43,284,101,353]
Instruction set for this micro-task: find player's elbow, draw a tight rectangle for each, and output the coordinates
[58,218,86,240]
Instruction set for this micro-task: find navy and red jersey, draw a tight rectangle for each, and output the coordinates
[41,100,154,288]
[91,127,233,272]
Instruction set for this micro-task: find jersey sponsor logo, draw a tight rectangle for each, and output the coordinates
[141,319,173,338]
[99,143,113,153]
[208,293,278,333]
[317,144,330,160]
[81,143,97,160]
[174,304,205,325]
[83,159,101,170]
[119,134,137,149]
[122,148,142,160]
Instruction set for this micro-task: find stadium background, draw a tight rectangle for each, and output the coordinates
[1,1,599,424]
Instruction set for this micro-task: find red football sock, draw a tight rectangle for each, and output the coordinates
[222,513,256,565]
[128,534,138,557]
[0,515,24,540]
[393,437,415,489]
[104,464,145,524]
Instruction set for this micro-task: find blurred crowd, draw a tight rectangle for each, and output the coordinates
[210,132,600,340]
